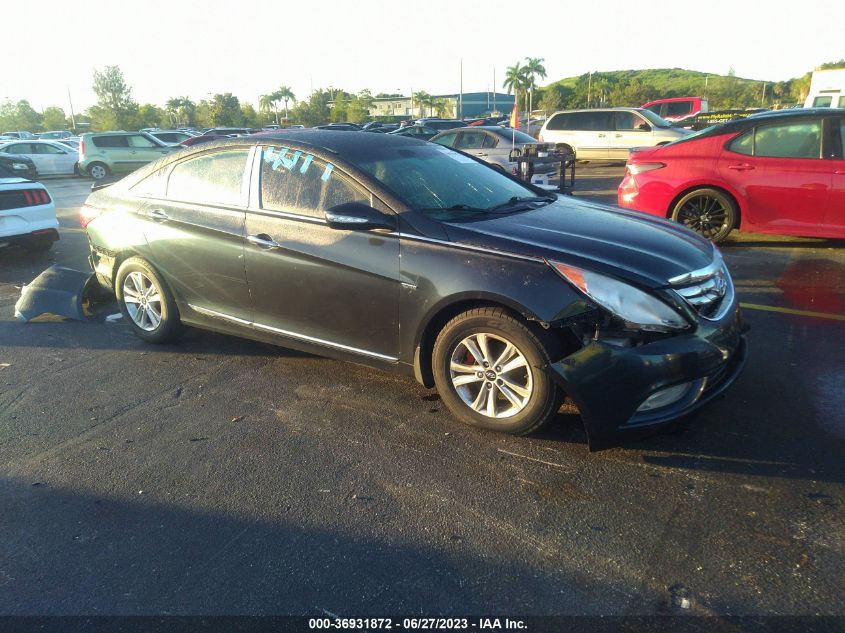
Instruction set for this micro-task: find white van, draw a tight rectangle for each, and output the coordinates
[804,68,845,108]
[538,108,690,161]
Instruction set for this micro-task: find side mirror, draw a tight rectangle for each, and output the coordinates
[638,123,652,131]
[324,202,395,232]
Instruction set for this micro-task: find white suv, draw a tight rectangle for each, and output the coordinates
[0,175,59,252]
[538,108,690,161]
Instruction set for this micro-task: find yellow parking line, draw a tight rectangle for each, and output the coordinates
[740,302,845,321]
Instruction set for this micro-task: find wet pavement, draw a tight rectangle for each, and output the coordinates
[0,172,843,622]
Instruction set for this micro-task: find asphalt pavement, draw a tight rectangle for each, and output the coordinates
[0,171,843,623]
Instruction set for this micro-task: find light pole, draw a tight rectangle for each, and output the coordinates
[587,71,593,108]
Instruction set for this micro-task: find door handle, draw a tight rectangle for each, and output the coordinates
[148,209,168,221]
[728,164,755,171]
[478,153,488,157]
[597,134,606,138]
[247,234,282,249]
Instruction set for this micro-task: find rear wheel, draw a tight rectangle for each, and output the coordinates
[432,307,563,435]
[671,188,737,243]
[115,257,183,343]
[87,162,109,180]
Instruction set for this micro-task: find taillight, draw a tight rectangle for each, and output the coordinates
[79,205,102,229]
[79,138,85,155]
[627,162,666,175]
[21,189,50,205]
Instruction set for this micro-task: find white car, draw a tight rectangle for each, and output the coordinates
[0,176,59,252]
[0,139,79,176]
[538,107,690,161]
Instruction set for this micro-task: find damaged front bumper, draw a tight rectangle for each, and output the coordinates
[551,302,747,450]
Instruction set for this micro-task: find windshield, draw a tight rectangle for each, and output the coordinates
[353,144,551,220]
[638,109,673,128]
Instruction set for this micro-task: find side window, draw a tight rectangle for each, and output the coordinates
[839,96,845,108]
[5,143,30,153]
[615,112,645,131]
[131,165,170,198]
[812,96,832,107]
[36,144,63,154]
[482,133,498,148]
[666,101,692,117]
[455,132,486,149]
[128,135,158,148]
[545,113,570,130]
[167,149,249,206]
[755,121,822,159]
[93,135,129,148]
[582,111,614,131]
[260,146,370,218]
[432,132,457,147]
[569,113,590,130]
[645,104,662,114]
[728,129,754,156]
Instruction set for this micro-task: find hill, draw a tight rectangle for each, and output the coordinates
[537,67,809,112]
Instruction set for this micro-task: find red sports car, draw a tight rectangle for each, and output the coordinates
[618,109,845,242]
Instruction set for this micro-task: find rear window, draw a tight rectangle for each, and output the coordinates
[92,135,129,148]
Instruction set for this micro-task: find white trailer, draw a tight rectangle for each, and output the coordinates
[804,68,845,108]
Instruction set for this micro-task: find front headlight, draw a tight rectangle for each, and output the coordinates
[550,261,689,332]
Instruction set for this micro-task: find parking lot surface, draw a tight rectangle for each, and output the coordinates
[1,170,843,620]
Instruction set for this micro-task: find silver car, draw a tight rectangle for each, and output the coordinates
[430,126,558,179]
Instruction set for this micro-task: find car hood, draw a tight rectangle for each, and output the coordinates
[441,197,715,288]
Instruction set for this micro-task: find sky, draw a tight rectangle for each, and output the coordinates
[4,0,844,113]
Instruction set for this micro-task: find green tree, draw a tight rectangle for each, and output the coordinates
[240,103,264,127]
[206,93,244,126]
[524,57,547,114]
[275,86,296,121]
[503,63,528,115]
[412,91,430,118]
[41,106,67,131]
[137,104,164,128]
[92,65,138,129]
[538,88,562,115]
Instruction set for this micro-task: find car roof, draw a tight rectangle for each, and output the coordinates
[248,129,425,155]
[693,107,845,138]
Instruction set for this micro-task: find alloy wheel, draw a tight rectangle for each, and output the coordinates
[122,271,162,331]
[676,195,730,239]
[449,332,533,419]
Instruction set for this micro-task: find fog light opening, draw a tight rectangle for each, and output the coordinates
[636,379,703,413]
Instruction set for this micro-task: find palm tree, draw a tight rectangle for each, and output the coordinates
[412,91,430,118]
[259,93,276,123]
[275,86,295,121]
[503,63,528,124]
[524,57,547,118]
[165,98,181,127]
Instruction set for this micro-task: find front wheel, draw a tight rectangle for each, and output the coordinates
[432,307,563,435]
[671,188,737,243]
[115,257,183,343]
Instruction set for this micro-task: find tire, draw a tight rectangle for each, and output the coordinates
[115,257,183,344]
[671,188,737,243]
[87,162,109,180]
[432,307,563,435]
